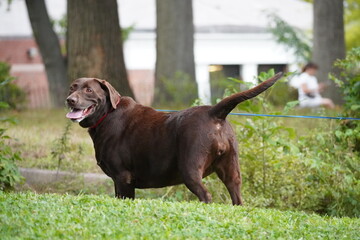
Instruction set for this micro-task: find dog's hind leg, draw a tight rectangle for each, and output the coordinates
[182,171,212,203]
[215,153,243,205]
[179,156,212,203]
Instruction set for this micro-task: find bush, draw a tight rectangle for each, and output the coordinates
[234,70,360,217]
[230,70,310,211]
[237,70,360,217]
[0,124,23,191]
[297,127,360,217]
[199,69,359,217]
[0,62,26,110]
[331,47,360,152]
[0,70,24,191]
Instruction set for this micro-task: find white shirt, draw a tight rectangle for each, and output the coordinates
[297,72,321,102]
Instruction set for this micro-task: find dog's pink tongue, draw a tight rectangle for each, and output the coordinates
[66,110,83,119]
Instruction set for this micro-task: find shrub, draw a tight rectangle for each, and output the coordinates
[235,70,360,217]
[297,126,360,217]
[238,70,360,217]
[209,69,359,217]
[0,125,23,191]
[0,62,26,110]
[331,47,360,152]
[230,70,309,210]
[0,76,24,191]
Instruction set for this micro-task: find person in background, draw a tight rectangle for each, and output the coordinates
[295,62,335,109]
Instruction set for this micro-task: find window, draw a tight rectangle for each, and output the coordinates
[209,64,242,104]
[257,64,287,76]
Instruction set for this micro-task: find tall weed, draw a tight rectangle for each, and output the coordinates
[51,121,85,173]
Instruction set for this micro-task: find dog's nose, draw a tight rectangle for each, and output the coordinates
[66,96,77,105]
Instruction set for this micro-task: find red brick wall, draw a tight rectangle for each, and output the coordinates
[11,69,50,109]
[0,37,155,108]
[0,38,43,64]
[0,37,50,108]
[128,70,154,106]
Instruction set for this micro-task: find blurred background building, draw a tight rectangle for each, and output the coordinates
[0,0,312,107]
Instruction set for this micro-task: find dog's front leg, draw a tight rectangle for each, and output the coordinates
[113,171,135,199]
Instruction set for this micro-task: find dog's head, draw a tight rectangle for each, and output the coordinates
[66,78,120,128]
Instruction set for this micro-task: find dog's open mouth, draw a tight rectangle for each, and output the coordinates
[66,105,95,122]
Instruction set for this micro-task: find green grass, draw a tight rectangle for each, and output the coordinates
[1,192,359,240]
[3,109,99,173]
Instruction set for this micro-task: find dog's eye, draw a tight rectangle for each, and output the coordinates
[69,84,78,93]
[85,87,93,93]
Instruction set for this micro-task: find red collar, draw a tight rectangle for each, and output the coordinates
[89,97,120,129]
[89,112,110,129]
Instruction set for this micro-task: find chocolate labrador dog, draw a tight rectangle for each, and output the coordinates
[66,72,282,205]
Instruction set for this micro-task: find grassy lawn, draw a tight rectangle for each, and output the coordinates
[4,109,100,173]
[1,192,359,240]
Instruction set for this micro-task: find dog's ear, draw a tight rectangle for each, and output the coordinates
[94,79,121,109]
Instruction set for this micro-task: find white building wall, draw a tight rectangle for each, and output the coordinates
[123,32,157,69]
[124,32,297,104]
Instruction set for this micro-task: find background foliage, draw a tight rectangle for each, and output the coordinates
[331,47,360,152]
[0,62,26,110]
[298,0,360,50]
[0,64,24,190]
[267,13,312,62]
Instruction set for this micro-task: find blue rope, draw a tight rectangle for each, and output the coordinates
[155,109,360,121]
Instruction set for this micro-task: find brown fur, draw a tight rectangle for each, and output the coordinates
[66,73,282,205]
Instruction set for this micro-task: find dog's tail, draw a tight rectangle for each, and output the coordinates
[208,72,283,120]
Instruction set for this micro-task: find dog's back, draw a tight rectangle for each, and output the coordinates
[67,72,283,205]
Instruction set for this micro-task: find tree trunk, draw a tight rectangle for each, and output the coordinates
[25,0,68,108]
[67,0,134,98]
[312,0,345,104]
[155,0,197,106]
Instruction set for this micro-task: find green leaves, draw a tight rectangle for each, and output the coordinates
[0,101,9,109]
[330,47,360,153]
[283,100,300,114]
[0,135,24,190]
[267,13,312,62]
[350,104,360,111]
[0,66,23,191]
[225,69,360,218]
[0,62,26,110]
[257,68,275,82]
[0,78,13,86]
